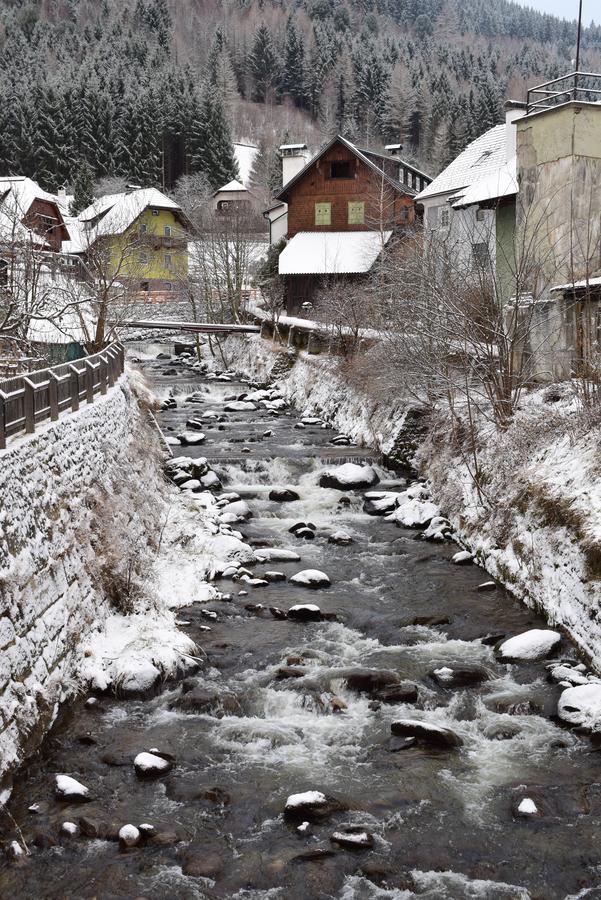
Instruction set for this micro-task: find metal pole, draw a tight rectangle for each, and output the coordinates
[574,0,583,100]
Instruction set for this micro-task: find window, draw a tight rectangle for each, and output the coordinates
[165,282,172,291]
[440,208,450,227]
[348,201,365,225]
[138,252,149,264]
[151,208,159,216]
[164,254,172,269]
[0,258,7,287]
[164,225,172,236]
[399,206,409,223]
[329,160,352,179]
[476,208,486,222]
[472,242,489,268]
[315,202,331,226]
[140,281,149,291]
[140,223,148,234]
[218,200,230,211]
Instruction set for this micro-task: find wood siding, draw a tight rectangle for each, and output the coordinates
[285,142,415,238]
[24,199,69,252]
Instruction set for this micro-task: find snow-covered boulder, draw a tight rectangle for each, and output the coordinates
[134,751,173,779]
[221,500,251,521]
[388,499,440,528]
[497,629,561,662]
[451,550,473,565]
[289,570,331,588]
[330,829,374,849]
[284,791,344,822]
[558,683,601,729]
[115,659,162,698]
[328,530,353,545]
[363,492,399,516]
[55,775,91,802]
[269,488,300,502]
[177,431,206,445]
[224,401,256,412]
[319,463,379,491]
[288,604,323,622]
[390,718,463,748]
[421,516,452,542]
[200,471,221,489]
[255,548,301,562]
[119,824,141,848]
[514,798,538,818]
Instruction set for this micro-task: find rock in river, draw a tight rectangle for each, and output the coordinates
[289,569,331,588]
[497,629,561,662]
[133,752,173,778]
[55,775,91,802]
[284,791,345,822]
[269,489,300,502]
[288,604,324,622]
[558,683,601,729]
[390,718,463,748]
[119,824,140,848]
[330,828,374,850]
[319,463,379,491]
[431,665,489,688]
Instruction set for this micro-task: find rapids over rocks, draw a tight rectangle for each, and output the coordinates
[2,342,601,900]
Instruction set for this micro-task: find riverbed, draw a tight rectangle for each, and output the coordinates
[1,344,601,900]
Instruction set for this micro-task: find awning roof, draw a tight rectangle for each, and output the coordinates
[550,275,601,293]
[278,231,392,276]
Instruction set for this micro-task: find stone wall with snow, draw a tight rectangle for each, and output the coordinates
[0,376,152,787]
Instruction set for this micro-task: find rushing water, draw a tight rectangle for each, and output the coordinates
[2,344,601,900]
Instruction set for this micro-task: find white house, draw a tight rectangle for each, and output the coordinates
[416,103,526,277]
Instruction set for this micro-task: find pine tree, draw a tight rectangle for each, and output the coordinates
[70,160,95,214]
[281,19,305,108]
[249,24,279,103]
[189,88,239,190]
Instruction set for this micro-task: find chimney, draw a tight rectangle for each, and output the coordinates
[279,143,308,186]
[385,143,403,157]
[57,186,67,205]
[504,100,527,161]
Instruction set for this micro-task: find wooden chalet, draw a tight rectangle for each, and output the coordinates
[0,177,70,252]
[275,135,431,313]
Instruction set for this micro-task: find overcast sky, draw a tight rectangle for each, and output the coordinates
[515,0,597,24]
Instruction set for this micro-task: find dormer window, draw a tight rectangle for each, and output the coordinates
[151,208,159,216]
[329,160,353,179]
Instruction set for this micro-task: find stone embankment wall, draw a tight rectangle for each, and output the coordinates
[0,376,151,787]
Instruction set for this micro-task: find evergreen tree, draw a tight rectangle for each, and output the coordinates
[70,160,95,214]
[281,19,306,108]
[190,88,239,190]
[249,24,279,103]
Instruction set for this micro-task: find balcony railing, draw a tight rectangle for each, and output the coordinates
[527,71,601,114]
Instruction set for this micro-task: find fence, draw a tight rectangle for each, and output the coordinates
[526,72,601,114]
[0,341,125,450]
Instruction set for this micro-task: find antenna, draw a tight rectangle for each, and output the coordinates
[574,0,583,101]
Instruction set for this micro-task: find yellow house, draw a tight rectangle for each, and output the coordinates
[77,187,191,293]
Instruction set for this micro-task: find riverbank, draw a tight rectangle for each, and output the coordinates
[215,334,601,669]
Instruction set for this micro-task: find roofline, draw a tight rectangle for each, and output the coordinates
[275,135,417,202]
[356,147,431,180]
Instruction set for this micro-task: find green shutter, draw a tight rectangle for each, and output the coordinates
[348,201,365,225]
[315,202,331,225]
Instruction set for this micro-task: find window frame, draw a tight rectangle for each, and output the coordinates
[347,200,365,225]
[329,160,353,180]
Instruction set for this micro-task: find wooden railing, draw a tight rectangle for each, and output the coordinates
[0,341,125,450]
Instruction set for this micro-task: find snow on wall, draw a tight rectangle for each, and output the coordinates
[0,378,147,784]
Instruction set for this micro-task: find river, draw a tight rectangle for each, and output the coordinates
[1,342,601,900]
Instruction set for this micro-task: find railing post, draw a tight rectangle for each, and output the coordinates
[49,372,59,421]
[107,348,116,388]
[86,360,94,403]
[23,377,35,434]
[69,365,80,412]
[99,354,108,395]
[0,391,6,450]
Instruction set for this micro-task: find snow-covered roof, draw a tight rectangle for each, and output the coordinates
[0,177,62,218]
[551,276,601,293]
[234,142,258,187]
[215,179,247,194]
[278,230,392,276]
[78,188,187,237]
[280,143,308,151]
[417,125,507,201]
[452,158,518,208]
